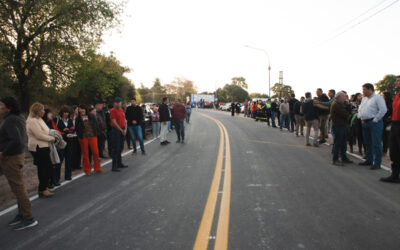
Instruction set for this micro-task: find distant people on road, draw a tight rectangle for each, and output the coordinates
[159,97,172,145]
[126,98,146,155]
[27,102,56,198]
[231,102,235,116]
[381,75,400,183]
[151,104,161,139]
[279,97,290,131]
[271,99,278,128]
[302,92,320,147]
[243,99,249,117]
[330,91,353,166]
[294,97,305,137]
[316,88,330,144]
[172,99,187,143]
[289,94,298,133]
[75,104,102,175]
[357,83,387,170]
[185,101,192,123]
[0,97,38,230]
[110,97,128,172]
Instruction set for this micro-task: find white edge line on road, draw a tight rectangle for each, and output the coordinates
[0,138,158,217]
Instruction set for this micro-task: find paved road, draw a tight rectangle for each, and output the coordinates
[1,109,400,250]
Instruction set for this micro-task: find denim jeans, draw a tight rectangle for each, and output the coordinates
[362,120,383,165]
[290,113,296,131]
[280,114,290,129]
[128,125,145,152]
[271,111,277,127]
[111,128,124,167]
[332,125,348,161]
[152,122,161,139]
[174,120,185,141]
[186,111,191,123]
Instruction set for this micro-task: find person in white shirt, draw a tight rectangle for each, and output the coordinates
[357,83,387,169]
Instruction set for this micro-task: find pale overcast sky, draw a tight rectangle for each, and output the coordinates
[101,0,400,97]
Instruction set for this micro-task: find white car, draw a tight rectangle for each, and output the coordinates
[220,104,231,111]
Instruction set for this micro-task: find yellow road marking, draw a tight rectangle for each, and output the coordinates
[193,113,232,250]
[193,115,225,250]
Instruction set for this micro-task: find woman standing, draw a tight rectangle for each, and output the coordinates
[151,104,161,139]
[75,104,101,175]
[26,103,56,198]
[185,102,192,123]
[70,105,81,170]
[55,106,74,181]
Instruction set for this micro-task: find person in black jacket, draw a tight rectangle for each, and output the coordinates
[125,98,146,154]
[159,97,171,145]
[289,94,298,132]
[271,99,278,128]
[302,92,320,147]
[382,92,392,154]
[75,104,101,175]
[316,88,330,143]
[0,97,38,230]
[55,106,75,180]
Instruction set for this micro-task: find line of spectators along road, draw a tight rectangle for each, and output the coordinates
[235,79,400,183]
[0,96,191,230]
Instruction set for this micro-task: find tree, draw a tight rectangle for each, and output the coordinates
[0,0,121,111]
[216,84,249,102]
[64,53,134,105]
[249,93,269,99]
[231,77,248,89]
[151,78,166,103]
[137,83,153,103]
[375,74,397,97]
[271,83,294,99]
[165,77,198,100]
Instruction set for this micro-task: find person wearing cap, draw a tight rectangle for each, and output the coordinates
[110,97,128,171]
[0,97,38,230]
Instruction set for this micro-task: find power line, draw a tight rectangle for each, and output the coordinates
[317,0,400,46]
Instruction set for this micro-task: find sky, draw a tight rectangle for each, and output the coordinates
[100,0,400,97]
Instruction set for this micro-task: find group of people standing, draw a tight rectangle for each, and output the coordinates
[241,78,400,183]
[0,95,192,230]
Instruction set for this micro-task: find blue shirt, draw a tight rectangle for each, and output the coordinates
[357,93,387,122]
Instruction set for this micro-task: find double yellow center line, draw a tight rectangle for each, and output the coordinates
[193,114,232,250]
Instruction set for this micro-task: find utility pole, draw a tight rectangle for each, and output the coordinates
[279,71,283,99]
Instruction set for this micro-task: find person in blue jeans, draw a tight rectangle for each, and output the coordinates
[357,83,387,169]
[185,102,192,123]
[125,98,146,154]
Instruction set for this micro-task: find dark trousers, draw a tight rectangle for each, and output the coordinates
[111,128,124,168]
[50,148,65,185]
[333,125,348,161]
[107,129,112,156]
[383,121,390,153]
[125,128,131,148]
[64,140,73,180]
[31,147,52,192]
[290,112,296,131]
[70,137,81,169]
[97,133,106,158]
[174,120,185,141]
[389,122,400,178]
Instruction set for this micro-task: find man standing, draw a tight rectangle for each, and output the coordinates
[279,97,290,131]
[271,99,278,128]
[231,102,235,116]
[125,98,146,155]
[289,94,298,132]
[0,97,38,230]
[330,92,353,166]
[95,101,107,158]
[110,97,128,172]
[159,97,171,145]
[294,97,305,137]
[316,88,330,144]
[357,83,387,170]
[381,76,400,183]
[172,99,187,143]
[243,99,249,117]
[302,92,320,147]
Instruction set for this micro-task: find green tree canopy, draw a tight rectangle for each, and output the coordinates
[216,84,249,102]
[375,74,398,97]
[231,77,248,89]
[271,83,294,99]
[0,0,122,111]
[249,93,269,99]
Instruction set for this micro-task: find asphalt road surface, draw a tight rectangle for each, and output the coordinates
[1,109,400,250]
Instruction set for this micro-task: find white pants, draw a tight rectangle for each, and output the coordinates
[160,122,168,142]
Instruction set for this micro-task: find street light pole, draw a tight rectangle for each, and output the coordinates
[244,45,271,97]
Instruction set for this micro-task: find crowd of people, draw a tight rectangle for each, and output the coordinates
[241,78,400,184]
[0,96,191,230]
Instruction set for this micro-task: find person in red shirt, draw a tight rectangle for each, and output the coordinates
[172,99,187,143]
[110,97,128,172]
[381,75,400,183]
